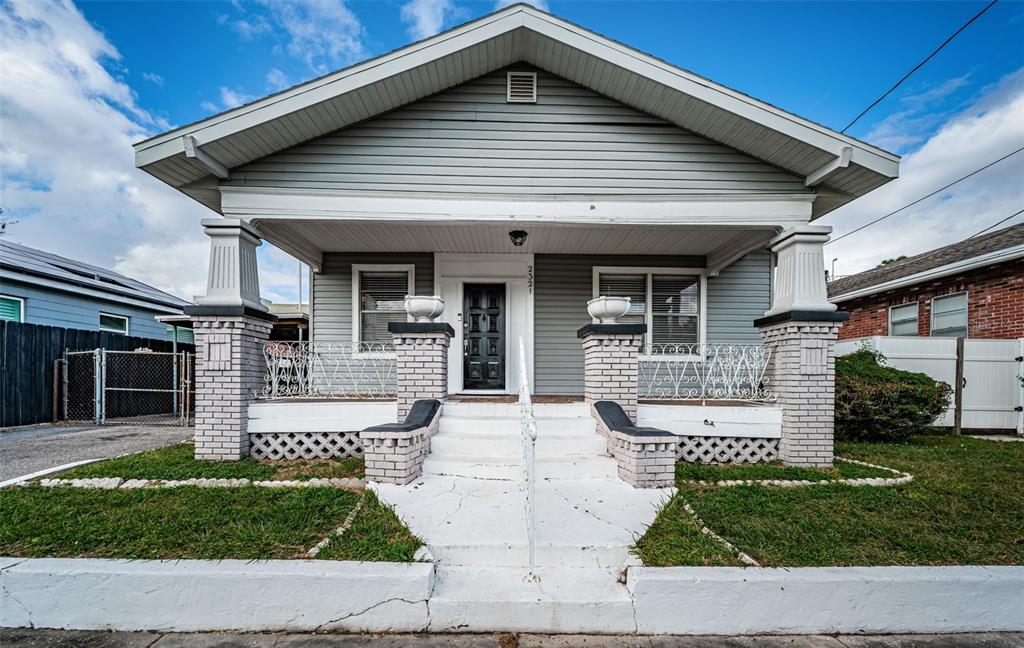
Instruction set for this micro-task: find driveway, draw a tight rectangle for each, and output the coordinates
[0,423,192,483]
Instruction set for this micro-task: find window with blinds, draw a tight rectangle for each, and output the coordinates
[930,292,968,338]
[359,271,409,343]
[596,270,702,353]
[0,296,23,323]
[889,302,919,336]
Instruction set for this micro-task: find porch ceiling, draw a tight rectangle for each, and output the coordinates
[257,219,777,270]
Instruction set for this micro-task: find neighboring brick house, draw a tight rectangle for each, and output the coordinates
[828,223,1024,341]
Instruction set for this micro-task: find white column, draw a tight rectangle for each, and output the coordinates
[194,218,267,312]
[764,225,836,317]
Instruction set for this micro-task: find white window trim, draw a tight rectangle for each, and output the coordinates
[98,312,129,335]
[592,266,707,359]
[929,291,969,338]
[0,294,25,323]
[351,264,415,353]
[888,301,919,336]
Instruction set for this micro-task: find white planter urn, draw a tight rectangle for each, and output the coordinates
[404,295,445,322]
[587,295,631,324]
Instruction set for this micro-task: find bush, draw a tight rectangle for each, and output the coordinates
[835,348,951,443]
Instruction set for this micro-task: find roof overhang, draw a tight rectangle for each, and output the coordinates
[830,244,1024,303]
[134,3,899,218]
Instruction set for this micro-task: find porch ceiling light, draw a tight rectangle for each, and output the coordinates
[509,230,528,247]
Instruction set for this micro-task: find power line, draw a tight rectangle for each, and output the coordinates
[840,0,999,134]
[827,145,1024,245]
[965,207,1024,239]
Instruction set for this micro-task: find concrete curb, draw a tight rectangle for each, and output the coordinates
[0,459,103,489]
[627,566,1024,635]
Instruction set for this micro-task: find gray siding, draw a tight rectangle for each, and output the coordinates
[534,254,704,395]
[312,253,433,343]
[227,67,806,196]
[0,279,172,340]
[706,250,772,344]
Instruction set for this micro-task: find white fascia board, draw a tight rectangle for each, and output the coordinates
[221,187,814,227]
[0,270,187,314]
[831,244,1024,303]
[520,12,899,176]
[133,10,523,167]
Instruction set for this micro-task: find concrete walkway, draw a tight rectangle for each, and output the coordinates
[371,401,674,633]
[0,424,192,483]
[3,629,1022,647]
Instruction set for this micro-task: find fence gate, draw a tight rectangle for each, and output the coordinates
[62,349,193,426]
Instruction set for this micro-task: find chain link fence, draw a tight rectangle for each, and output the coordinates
[62,348,193,426]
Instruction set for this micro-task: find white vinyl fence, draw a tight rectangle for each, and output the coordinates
[835,336,1024,434]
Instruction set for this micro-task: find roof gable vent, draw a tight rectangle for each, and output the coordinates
[506,71,537,103]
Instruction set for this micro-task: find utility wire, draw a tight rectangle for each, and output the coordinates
[841,0,999,134]
[827,145,1024,245]
[965,207,1024,239]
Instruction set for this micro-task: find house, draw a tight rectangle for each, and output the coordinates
[829,223,1024,341]
[0,239,192,342]
[133,4,900,475]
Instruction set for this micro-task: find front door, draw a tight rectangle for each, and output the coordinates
[463,283,505,390]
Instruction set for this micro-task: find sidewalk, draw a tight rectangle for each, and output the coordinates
[2,630,1022,647]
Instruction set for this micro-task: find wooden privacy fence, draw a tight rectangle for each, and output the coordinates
[836,336,1024,435]
[0,320,195,428]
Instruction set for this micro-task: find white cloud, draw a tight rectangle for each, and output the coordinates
[824,68,1024,278]
[251,0,366,74]
[218,86,253,108]
[265,67,289,90]
[495,0,548,11]
[401,0,460,40]
[0,0,304,304]
[141,71,163,87]
[863,74,972,154]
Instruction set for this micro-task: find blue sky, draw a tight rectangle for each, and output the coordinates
[2,0,1023,302]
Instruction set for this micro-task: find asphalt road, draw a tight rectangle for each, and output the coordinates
[0,423,192,483]
[1,631,1022,647]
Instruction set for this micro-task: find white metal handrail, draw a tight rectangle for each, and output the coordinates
[639,343,774,402]
[517,336,539,580]
[261,341,396,399]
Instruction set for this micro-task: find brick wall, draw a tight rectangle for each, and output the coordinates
[836,259,1024,340]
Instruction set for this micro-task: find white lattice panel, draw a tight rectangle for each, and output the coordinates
[675,435,778,464]
[250,432,364,461]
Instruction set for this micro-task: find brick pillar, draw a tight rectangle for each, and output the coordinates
[188,311,274,461]
[578,324,646,421]
[388,323,454,420]
[757,314,846,467]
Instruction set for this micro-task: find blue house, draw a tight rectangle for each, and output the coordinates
[0,240,192,343]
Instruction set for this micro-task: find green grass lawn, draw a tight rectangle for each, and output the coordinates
[58,443,364,481]
[636,436,1024,567]
[675,458,891,483]
[315,491,423,562]
[0,486,361,560]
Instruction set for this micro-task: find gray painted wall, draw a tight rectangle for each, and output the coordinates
[227,66,806,196]
[0,279,172,340]
[312,253,434,344]
[533,252,771,394]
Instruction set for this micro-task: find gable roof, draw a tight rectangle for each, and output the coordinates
[828,222,1024,302]
[0,240,190,312]
[134,3,899,218]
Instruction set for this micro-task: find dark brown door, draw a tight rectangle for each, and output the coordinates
[463,283,505,390]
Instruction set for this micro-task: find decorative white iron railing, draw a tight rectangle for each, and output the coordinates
[261,341,396,399]
[638,344,774,402]
[517,336,539,580]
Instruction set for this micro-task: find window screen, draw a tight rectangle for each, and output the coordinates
[931,292,967,338]
[889,302,919,336]
[596,274,646,326]
[99,313,128,334]
[359,271,408,343]
[0,296,22,323]
[651,274,699,347]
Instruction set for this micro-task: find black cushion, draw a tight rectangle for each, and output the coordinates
[594,400,672,438]
[364,399,440,433]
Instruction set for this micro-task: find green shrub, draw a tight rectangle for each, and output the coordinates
[835,348,951,443]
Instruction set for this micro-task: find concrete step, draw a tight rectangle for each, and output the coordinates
[422,456,619,480]
[438,416,596,437]
[429,565,636,633]
[430,433,607,458]
[442,401,588,419]
[427,542,631,570]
